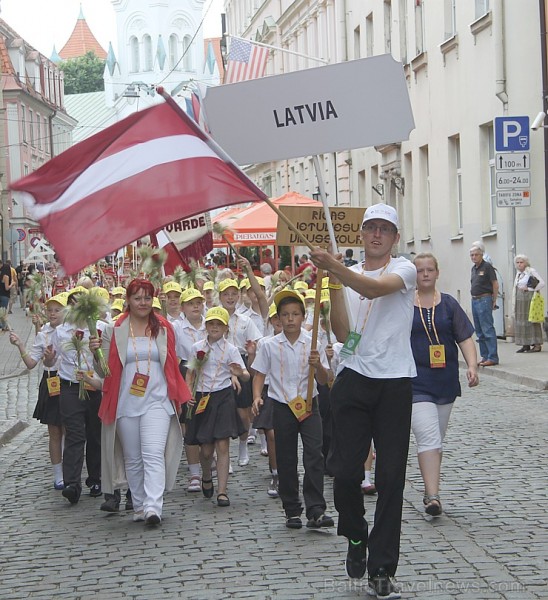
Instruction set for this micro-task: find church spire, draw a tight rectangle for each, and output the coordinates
[59,5,107,60]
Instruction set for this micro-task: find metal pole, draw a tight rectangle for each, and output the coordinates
[227,35,329,65]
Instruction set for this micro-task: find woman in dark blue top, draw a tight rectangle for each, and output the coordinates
[411,253,479,516]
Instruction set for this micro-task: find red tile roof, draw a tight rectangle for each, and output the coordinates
[59,15,107,60]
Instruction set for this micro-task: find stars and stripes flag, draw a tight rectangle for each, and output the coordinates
[10,94,267,275]
[225,38,269,84]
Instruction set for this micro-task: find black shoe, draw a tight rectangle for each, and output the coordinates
[62,484,80,505]
[517,345,531,353]
[100,493,120,512]
[367,568,402,599]
[285,516,303,529]
[201,479,214,499]
[306,513,335,528]
[125,489,133,511]
[345,540,367,579]
[89,483,102,498]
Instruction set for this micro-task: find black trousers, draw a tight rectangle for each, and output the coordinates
[59,381,102,489]
[273,398,326,520]
[327,369,412,577]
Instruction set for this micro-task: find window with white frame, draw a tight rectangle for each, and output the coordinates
[475,0,489,19]
[366,13,374,57]
[415,0,425,55]
[450,136,463,233]
[36,113,41,150]
[29,109,34,146]
[130,36,140,72]
[169,34,179,69]
[183,36,193,71]
[354,25,361,59]
[21,104,27,143]
[384,0,392,54]
[419,145,431,238]
[444,0,457,40]
[399,0,408,63]
[143,35,153,71]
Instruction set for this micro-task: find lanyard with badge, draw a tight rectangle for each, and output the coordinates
[129,322,153,396]
[279,339,310,421]
[339,260,391,361]
[195,339,225,414]
[416,292,446,369]
[44,330,61,397]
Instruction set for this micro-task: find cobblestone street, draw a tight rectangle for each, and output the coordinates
[0,353,546,599]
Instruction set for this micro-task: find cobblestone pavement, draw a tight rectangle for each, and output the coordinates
[0,365,546,600]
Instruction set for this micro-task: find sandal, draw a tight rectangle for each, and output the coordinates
[201,479,214,499]
[217,493,230,507]
[423,494,442,516]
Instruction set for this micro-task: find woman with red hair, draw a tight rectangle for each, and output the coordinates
[91,279,190,525]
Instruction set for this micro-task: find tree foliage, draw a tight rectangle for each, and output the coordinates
[60,51,105,95]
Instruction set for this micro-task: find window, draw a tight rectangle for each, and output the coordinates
[143,35,153,71]
[419,145,431,238]
[444,0,456,39]
[354,26,361,59]
[415,0,425,55]
[21,104,27,143]
[475,0,489,19]
[488,126,497,228]
[358,169,366,204]
[169,34,179,69]
[130,36,140,72]
[29,109,34,146]
[399,0,408,63]
[36,113,41,150]
[366,13,374,57]
[44,117,50,154]
[384,1,392,54]
[449,136,463,233]
[183,36,192,71]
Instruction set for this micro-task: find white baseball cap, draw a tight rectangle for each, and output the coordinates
[361,203,399,230]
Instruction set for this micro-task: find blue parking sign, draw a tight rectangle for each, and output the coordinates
[494,116,530,151]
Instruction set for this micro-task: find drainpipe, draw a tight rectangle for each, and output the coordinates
[540,0,548,275]
[494,0,508,106]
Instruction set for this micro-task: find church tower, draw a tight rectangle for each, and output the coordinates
[104,0,206,110]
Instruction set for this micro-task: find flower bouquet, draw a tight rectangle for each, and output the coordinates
[65,329,88,400]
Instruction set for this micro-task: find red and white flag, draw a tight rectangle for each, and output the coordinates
[225,38,269,84]
[10,97,266,275]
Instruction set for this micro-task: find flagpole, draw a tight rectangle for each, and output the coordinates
[156,88,316,251]
[227,35,329,65]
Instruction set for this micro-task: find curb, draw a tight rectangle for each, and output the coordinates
[459,360,548,391]
[0,419,29,447]
[0,368,28,382]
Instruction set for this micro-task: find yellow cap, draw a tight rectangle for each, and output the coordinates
[163,281,183,295]
[110,299,125,313]
[205,306,229,325]
[152,297,162,310]
[304,290,316,300]
[244,277,265,289]
[90,287,110,302]
[320,289,331,304]
[181,288,205,303]
[67,286,89,298]
[203,281,215,291]
[218,279,239,293]
[111,286,126,297]
[294,281,308,291]
[268,303,278,319]
[239,278,249,289]
[321,277,329,289]
[46,294,68,307]
[274,289,305,308]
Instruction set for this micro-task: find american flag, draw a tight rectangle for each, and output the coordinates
[225,38,269,84]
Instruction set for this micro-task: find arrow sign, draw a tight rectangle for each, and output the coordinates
[495,153,530,171]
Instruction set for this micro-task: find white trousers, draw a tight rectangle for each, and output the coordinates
[411,401,454,454]
[116,405,171,516]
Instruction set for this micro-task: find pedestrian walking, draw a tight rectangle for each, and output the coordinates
[512,254,545,353]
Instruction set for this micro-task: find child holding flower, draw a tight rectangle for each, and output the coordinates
[184,306,249,507]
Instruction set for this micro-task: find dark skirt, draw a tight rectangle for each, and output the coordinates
[252,386,274,430]
[33,371,62,426]
[185,387,246,445]
[235,354,252,408]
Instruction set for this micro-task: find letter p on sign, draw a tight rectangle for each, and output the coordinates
[495,116,530,151]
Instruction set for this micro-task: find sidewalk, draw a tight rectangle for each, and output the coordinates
[0,304,35,379]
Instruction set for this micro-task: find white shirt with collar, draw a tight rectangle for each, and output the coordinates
[226,311,261,353]
[236,305,265,335]
[190,336,244,393]
[29,322,60,370]
[172,316,206,361]
[50,322,95,383]
[251,330,329,404]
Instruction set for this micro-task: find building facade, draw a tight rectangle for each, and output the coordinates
[0,19,76,263]
[224,0,547,333]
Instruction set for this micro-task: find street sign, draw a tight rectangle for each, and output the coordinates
[494,116,530,151]
[495,153,529,170]
[496,190,531,207]
[495,170,531,189]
